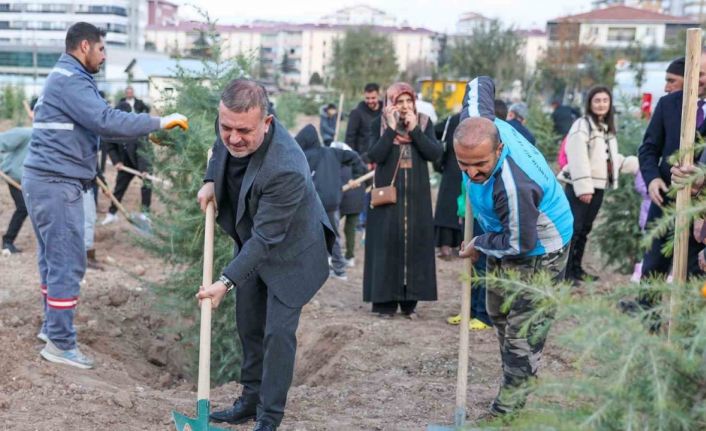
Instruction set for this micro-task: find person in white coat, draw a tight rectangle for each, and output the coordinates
[559,85,638,283]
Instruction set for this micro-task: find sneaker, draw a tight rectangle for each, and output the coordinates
[446,314,462,325]
[138,212,151,223]
[37,332,48,343]
[40,340,94,369]
[101,213,118,226]
[469,318,491,330]
[1,242,21,254]
[329,270,348,281]
[346,258,355,268]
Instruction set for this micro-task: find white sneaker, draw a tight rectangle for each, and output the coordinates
[37,332,48,343]
[329,270,348,281]
[138,212,151,222]
[346,258,355,268]
[101,213,118,226]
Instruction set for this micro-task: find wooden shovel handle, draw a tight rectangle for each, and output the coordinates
[95,177,131,220]
[0,171,22,191]
[455,193,473,416]
[117,164,168,185]
[342,170,374,192]
[197,200,215,400]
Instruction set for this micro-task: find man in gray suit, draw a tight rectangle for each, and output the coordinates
[197,79,334,431]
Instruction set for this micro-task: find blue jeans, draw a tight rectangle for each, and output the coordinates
[23,170,86,350]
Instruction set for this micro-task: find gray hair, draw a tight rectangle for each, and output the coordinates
[454,117,500,150]
[221,79,269,118]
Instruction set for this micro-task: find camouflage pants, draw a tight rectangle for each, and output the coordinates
[485,245,569,414]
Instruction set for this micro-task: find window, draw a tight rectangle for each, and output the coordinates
[0,21,8,29]
[607,27,636,42]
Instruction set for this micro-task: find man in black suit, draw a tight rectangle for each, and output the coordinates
[196,79,334,431]
[638,53,706,306]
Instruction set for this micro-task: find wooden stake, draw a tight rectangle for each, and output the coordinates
[669,28,702,340]
[333,93,345,142]
[0,171,22,191]
[454,193,474,426]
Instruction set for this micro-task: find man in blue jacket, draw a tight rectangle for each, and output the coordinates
[456,76,573,416]
[23,22,188,369]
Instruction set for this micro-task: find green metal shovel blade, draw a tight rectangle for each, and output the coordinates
[173,399,229,431]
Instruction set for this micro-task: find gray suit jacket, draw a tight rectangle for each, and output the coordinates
[205,119,335,308]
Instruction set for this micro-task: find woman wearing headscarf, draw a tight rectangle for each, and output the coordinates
[363,82,443,318]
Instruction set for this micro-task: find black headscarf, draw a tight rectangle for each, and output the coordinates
[294,124,322,171]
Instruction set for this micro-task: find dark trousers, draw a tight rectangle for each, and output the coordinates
[639,201,704,307]
[3,184,28,245]
[108,170,152,214]
[565,185,604,278]
[236,277,302,426]
[342,213,358,259]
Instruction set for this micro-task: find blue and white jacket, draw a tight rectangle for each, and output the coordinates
[24,54,160,181]
[462,77,573,258]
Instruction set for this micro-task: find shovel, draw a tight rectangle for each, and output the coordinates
[95,177,152,235]
[428,193,475,431]
[172,199,227,431]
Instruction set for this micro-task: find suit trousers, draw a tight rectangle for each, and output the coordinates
[639,201,704,308]
[236,277,302,426]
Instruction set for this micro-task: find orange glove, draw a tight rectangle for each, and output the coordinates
[160,113,189,130]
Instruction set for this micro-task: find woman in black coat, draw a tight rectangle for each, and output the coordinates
[363,82,442,318]
[433,113,462,259]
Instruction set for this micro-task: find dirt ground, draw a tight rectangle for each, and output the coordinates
[0,131,628,430]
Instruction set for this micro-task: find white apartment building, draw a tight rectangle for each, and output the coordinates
[547,5,697,49]
[319,5,397,27]
[145,22,439,88]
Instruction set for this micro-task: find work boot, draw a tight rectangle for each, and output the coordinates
[86,249,105,271]
[40,339,94,369]
[210,396,257,424]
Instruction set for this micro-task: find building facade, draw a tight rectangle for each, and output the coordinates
[145,21,439,89]
[547,5,697,49]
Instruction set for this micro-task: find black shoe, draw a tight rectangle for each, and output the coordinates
[2,242,21,254]
[253,421,277,431]
[209,397,257,424]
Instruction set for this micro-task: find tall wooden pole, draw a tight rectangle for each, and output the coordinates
[669,28,702,340]
[454,194,474,426]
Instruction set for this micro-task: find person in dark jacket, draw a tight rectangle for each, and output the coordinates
[295,124,366,280]
[345,82,383,234]
[364,82,442,318]
[345,82,382,160]
[120,86,149,114]
[330,139,366,266]
[319,103,338,145]
[507,102,536,146]
[637,52,706,314]
[551,99,581,139]
[101,100,154,225]
[433,114,463,259]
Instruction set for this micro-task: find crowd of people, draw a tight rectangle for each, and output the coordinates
[2,20,706,430]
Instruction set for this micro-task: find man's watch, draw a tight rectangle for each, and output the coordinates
[219,274,235,292]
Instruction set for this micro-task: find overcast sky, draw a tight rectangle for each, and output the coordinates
[186,0,595,32]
